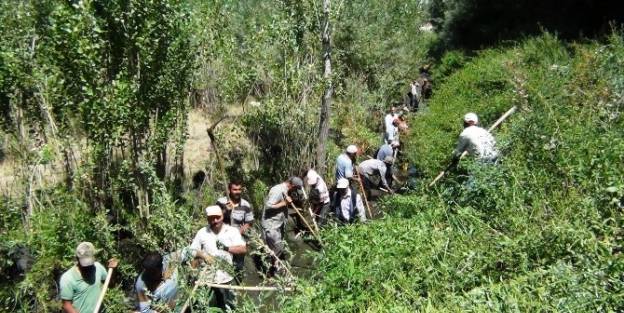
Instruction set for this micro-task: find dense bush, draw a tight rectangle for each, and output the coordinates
[279,33,624,312]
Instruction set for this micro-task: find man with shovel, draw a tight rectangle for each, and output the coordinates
[358,156,395,196]
[261,176,304,276]
[60,242,119,313]
[451,112,499,166]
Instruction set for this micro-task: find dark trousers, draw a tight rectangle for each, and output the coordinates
[210,286,235,311]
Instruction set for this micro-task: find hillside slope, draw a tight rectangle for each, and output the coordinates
[279,34,624,312]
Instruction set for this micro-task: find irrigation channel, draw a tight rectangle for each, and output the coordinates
[235,161,415,311]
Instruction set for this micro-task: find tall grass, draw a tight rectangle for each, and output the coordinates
[279,33,624,312]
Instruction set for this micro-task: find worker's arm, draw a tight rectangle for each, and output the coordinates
[265,192,291,211]
[61,300,78,313]
[453,134,469,158]
[239,222,251,235]
[379,166,393,193]
[225,244,247,255]
[137,291,159,313]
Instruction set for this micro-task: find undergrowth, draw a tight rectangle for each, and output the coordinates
[279,33,624,312]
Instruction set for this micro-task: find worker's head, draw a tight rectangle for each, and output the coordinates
[75,242,96,268]
[306,170,319,187]
[287,176,304,191]
[141,252,164,283]
[383,156,395,165]
[346,145,358,159]
[463,112,479,127]
[336,178,350,196]
[205,205,224,231]
[228,180,243,201]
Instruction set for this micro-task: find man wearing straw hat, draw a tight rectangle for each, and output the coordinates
[60,242,118,313]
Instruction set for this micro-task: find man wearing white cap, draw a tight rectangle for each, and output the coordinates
[358,156,395,194]
[335,145,358,181]
[261,176,304,276]
[190,205,247,310]
[384,106,400,144]
[60,242,119,313]
[376,140,399,162]
[333,178,367,223]
[452,112,499,165]
[306,169,331,226]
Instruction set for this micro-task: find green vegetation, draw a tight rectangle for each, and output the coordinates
[280,34,624,311]
[1,0,623,312]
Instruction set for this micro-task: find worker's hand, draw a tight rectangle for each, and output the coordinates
[216,241,229,253]
[285,195,293,204]
[107,258,119,268]
[197,251,214,264]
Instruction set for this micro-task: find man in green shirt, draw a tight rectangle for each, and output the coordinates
[60,242,119,313]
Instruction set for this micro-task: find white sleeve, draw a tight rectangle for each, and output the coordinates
[379,166,389,188]
[189,230,203,257]
[454,134,470,157]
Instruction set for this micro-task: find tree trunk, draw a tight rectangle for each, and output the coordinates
[316,0,332,176]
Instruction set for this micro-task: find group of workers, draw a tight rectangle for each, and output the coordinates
[59,102,499,312]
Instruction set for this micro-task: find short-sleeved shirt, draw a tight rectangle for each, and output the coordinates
[135,251,188,313]
[334,188,365,222]
[60,262,108,313]
[306,170,330,204]
[384,114,399,143]
[190,225,245,284]
[335,154,354,181]
[216,197,254,229]
[376,144,394,161]
[261,183,289,229]
[453,125,498,161]
[358,159,390,188]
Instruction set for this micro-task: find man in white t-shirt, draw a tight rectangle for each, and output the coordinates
[452,112,499,165]
[306,169,331,226]
[384,107,400,144]
[190,205,247,310]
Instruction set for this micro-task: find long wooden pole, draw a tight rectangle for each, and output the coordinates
[92,267,113,313]
[301,186,321,233]
[429,106,517,187]
[179,267,207,313]
[355,168,373,219]
[284,193,323,245]
[198,282,294,292]
[248,231,294,279]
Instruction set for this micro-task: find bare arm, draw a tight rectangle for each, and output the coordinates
[62,300,78,313]
[227,244,247,255]
[239,223,251,235]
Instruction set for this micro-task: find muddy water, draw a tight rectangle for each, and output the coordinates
[238,216,318,311]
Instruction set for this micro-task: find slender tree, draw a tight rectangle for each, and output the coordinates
[316,0,332,175]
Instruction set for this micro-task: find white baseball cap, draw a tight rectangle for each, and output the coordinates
[346,145,358,154]
[205,205,223,217]
[336,178,349,189]
[463,112,479,124]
